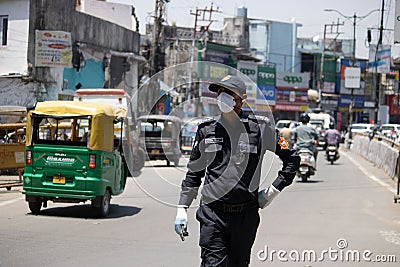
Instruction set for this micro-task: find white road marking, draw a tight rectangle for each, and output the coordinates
[343,152,397,194]
[0,196,23,207]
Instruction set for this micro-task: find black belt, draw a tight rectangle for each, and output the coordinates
[204,199,258,213]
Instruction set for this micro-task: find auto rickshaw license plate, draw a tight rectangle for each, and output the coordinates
[53,176,66,184]
[151,149,159,154]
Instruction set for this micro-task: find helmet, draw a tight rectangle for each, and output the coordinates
[300,113,310,124]
[329,122,335,129]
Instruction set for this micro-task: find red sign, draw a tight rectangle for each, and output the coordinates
[389,95,400,115]
[274,87,308,111]
[48,43,67,49]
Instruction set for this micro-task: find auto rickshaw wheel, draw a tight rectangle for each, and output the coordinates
[95,189,111,217]
[28,201,42,214]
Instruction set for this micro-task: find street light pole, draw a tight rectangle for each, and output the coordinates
[352,13,356,59]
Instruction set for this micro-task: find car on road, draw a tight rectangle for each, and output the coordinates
[276,120,298,131]
[379,124,400,139]
[350,123,375,136]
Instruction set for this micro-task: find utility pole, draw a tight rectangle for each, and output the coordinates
[319,20,344,108]
[188,4,220,98]
[150,0,168,76]
[324,8,379,59]
[375,0,385,124]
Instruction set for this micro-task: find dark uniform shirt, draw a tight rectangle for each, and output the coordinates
[178,112,300,207]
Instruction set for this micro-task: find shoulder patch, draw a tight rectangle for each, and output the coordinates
[278,137,289,149]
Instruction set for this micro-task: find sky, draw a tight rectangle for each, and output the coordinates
[109,0,398,60]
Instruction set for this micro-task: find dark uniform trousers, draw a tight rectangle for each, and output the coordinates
[196,204,260,267]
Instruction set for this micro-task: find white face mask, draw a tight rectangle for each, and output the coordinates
[217,92,236,113]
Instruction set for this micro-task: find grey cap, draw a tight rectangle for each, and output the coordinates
[209,75,247,96]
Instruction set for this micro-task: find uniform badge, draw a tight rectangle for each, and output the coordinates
[205,137,223,144]
[278,137,289,149]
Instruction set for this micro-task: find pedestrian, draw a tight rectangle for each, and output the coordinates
[174,75,300,267]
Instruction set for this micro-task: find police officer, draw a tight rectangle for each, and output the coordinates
[174,75,300,267]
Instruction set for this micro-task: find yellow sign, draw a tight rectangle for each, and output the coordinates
[0,144,26,169]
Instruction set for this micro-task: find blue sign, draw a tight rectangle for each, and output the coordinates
[339,95,364,109]
[257,85,276,102]
[341,59,368,69]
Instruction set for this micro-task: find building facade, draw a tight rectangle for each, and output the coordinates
[0,0,142,106]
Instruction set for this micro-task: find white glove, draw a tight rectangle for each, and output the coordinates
[174,206,188,235]
[258,185,280,209]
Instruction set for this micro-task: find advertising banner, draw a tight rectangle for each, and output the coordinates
[321,94,339,111]
[389,95,400,115]
[237,61,257,82]
[238,61,258,99]
[274,87,308,111]
[340,59,367,95]
[322,82,335,93]
[368,44,391,73]
[276,72,310,88]
[256,65,276,105]
[344,67,361,89]
[203,46,231,65]
[35,30,72,67]
[338,95,364,109]
[395,0,400,43]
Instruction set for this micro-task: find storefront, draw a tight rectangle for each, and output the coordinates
[274,72,310,121]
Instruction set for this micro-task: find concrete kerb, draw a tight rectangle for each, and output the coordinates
[352,135,398,179]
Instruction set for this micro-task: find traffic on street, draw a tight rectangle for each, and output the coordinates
[0,147,399,266]
[1,0,400,266]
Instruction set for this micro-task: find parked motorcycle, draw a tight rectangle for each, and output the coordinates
[325,145,339,164]
[297,149,316,182]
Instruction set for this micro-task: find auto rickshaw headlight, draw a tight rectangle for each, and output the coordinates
[89,154,96,169]
[26,150,32,165]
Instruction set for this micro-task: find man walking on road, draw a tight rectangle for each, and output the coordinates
[174,75,300,266]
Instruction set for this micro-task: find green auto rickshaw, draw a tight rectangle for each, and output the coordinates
[22,101,129,217]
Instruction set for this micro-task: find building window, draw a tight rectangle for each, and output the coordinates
[0,16,8,46]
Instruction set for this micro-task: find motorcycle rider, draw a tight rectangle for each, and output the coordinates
[293,113,319,165]
[324,122,340,157]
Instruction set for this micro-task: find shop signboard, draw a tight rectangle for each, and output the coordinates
[35,30,72,67]
[256,65,276,105]
[274,87,308,111]
[340,59,367,95]
[276,72,310,88]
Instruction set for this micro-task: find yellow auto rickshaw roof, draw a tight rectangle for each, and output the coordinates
[32,101,116,117]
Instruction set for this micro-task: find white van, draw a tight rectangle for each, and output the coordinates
[308,113,334,129]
